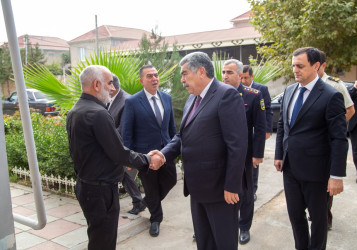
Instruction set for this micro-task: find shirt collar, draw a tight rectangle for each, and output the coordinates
[199,78,214,99]
[143,88,159,100]
[298,75,319,92]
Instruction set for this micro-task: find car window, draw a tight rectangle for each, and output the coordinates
[27,91,35,101]
[33,91,46,100]
[8,92,18,102]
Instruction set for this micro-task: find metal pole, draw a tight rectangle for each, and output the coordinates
[0,87,16,250]
[95,15,99,57]
[1,0,46,230]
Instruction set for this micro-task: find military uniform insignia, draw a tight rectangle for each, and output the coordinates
[327,76,339,82]
[242,86,259,95]
[260,99,265,110]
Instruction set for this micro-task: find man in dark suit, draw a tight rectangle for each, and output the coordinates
[347,80,357,182]
[66,65,163,249]
[241,65,273,201]
[108,75,146,215]
[274,47,348,250]
[223,59,266,245]
[121,65,177,237]
[157,52,248,250]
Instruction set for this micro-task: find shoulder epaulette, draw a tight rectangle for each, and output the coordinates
[327,76,340,83]
[242,86,259,95]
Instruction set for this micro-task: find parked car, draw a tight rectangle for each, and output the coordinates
[271,81,354,130]
[271,92,283,130]
[2,89,59,116]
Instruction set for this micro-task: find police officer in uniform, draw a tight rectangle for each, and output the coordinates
[222,59,266,244]
[317,50,355,230]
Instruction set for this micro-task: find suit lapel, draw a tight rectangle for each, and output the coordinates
[180,95,195,131]
[184,79,218,128]
[294,79,323,125]
[138,90,159,125]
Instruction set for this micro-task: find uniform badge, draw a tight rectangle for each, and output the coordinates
[260,99,265,110]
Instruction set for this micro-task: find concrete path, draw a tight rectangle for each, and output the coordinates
[9,133,357,249]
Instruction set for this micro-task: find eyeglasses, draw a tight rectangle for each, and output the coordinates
[146,73,159,79]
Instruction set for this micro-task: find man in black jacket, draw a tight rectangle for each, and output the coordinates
[66,65,163,250]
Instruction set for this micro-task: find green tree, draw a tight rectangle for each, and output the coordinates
[248,0,357,79]
[20,42,46,65]
[0,44,13,96]
[46,62,62,75]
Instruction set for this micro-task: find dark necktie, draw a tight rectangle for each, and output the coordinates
[185,95,202,127]
[290,87,307,127]
[152,96,162,126]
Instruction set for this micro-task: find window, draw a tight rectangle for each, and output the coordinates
[79,48,86,61]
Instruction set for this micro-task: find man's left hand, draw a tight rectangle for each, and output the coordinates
[327,178,344,196]
[224,190,239,204]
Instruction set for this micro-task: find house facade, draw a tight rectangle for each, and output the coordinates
[68,25,151,66]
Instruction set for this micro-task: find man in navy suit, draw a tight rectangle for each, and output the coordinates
[157,52,248,250]
[347,80,357,183]
[121,65,177,237]
[223,59,266,245]
[108,75,146,215]
[241,65,273,201]
[274,47,348,250]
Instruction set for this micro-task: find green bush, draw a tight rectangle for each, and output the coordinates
[4,111,75,179]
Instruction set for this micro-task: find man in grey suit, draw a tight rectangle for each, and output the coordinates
[154,52,248,250]
[108,75,146,215]
[274,47,348,250]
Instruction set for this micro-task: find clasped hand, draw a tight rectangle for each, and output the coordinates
[148,150,165,170]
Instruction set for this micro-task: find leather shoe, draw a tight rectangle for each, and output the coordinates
[128,201,146,215]
[239,230,250,244]
[149,222,160,237]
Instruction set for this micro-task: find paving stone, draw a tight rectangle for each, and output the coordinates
[28,219,81,240]
[15,232,46,249]
[52,227,88,248]
[46,203,82,218]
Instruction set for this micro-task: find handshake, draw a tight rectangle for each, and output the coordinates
[148,150,165,170]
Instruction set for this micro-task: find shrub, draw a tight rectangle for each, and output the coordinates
[4,111,75,179]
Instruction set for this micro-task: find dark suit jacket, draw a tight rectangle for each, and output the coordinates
[347,84,357,132]
[275,78,348,182]
[121,89,176,154]
[108,89,131,134]
[161,79,248,203]
[251,81,273,132]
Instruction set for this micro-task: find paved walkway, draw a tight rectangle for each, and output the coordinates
[9,133,357,249]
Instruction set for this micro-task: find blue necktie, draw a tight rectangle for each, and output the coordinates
[290,87,307,127]
[152,96,162,126]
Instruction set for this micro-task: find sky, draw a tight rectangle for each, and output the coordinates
[0,0,251,44]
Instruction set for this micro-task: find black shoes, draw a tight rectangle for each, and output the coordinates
[239,230,250,244]
[149,222,160,237]
[128,201,146,215]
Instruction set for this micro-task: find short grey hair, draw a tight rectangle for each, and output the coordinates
[79,65,111,90]
[112,74,120,89]
[179,52,214,78]
[224,59,243,74]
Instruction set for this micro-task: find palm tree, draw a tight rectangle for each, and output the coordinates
[23,50,177,114]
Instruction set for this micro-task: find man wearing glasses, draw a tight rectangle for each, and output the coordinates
[121,65,177,237]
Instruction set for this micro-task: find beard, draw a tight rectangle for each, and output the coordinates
[97,85,111,104]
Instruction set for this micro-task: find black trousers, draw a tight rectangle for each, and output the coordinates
[349,127,357,171]
[138,160,177,223]
[253,165,259,193]
[239,166,254,231]
[191,197,239,250]
[122,171,142,206]
[75,181,119,250]
[283,167,328,250]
